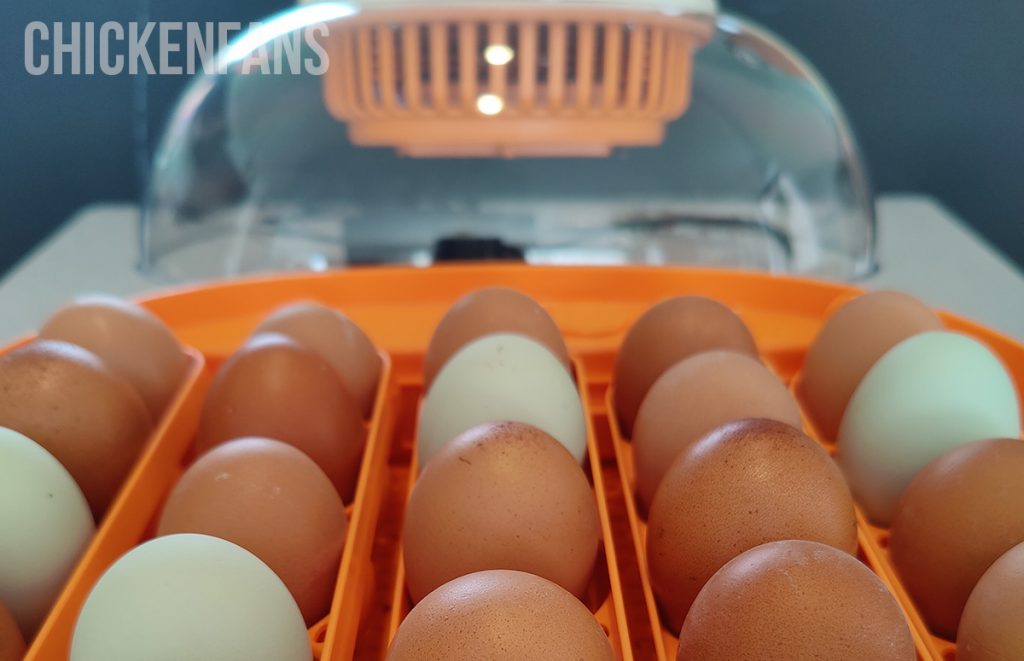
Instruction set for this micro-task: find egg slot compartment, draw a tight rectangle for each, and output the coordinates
[26,350,398,661]
[804,419,950,661]
[600,381,940,661]
[856,514,955,661]
[787,373,955,661]
[378,360,633,660]
[23,346,208,660]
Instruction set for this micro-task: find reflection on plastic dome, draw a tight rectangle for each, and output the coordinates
[141,1,875,282]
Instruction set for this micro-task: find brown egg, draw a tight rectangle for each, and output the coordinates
[648,419,857,631]
[423,287,570,388]
[677,540,915,661]
[157,437,348,625]
[890,438,1024,638]
[253,301,381,418]
[613,296,759,437]
[958,541,1024,660]
[0,340,153,517]
[0,598,26,661]
[402,422,600,603]
[387,570,614,661]
[38,294,189,419]
[798,291,942,440]
[633,351,802,511]
[194,334,364,502]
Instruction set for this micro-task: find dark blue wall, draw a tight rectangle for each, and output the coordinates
[1,0,1021,274]
[726,0,1024,267]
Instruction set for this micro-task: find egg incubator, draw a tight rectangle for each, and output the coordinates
[9,2,1024,661]
[141,0,875,282]
[13,268,1024,661]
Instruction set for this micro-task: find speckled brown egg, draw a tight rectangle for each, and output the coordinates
[402,422,600,603]
[253,301,381,418]
[0,598,26,661]
[633,351,802,511]
[798,291,943,440]
[194,333,364,502]
[157,437,348,625]
[38,294,189,419]
[423,288,571,388]
[890,438,1024,639]
[0,340,153,517]
[677,540,915,661]
[386,570,613,661]
[958,541,1024,660]
[613,296,759,437]
[647,419,857,632]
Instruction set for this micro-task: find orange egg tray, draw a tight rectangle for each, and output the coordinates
[13,265,1024,661]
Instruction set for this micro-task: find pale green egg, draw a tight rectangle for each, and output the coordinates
[838,331,1020,526]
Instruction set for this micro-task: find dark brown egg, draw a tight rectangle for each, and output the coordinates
[253,301,381,418]
[0,340,153,517]
[157,437,349,625]
[633,351,802,511]
[387,570,614,661]
[890,438,1024,638]
[958,541,1024,660]
[613,296,758,437]
[194,334,364,502]
[677,540,915,661]
[0,598,26,661]
[647,419,857,632]
[402,422,600,603]
[39,294,189,419]
[423,287,570,388]
[798,291,942,440]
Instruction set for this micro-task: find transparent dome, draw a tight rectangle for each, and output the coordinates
[142,1,876,282]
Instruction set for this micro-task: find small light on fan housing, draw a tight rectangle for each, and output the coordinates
[476,94,505,116]
[484,44,515,66]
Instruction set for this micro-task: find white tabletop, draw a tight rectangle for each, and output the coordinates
[1,194,1022,343]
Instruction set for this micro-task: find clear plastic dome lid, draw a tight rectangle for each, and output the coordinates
[142,1,876,281]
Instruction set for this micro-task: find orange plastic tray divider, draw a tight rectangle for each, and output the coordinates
[316,353,398,659]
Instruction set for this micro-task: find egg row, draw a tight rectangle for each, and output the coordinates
[0,295,191,653]
[392,288,614,659]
